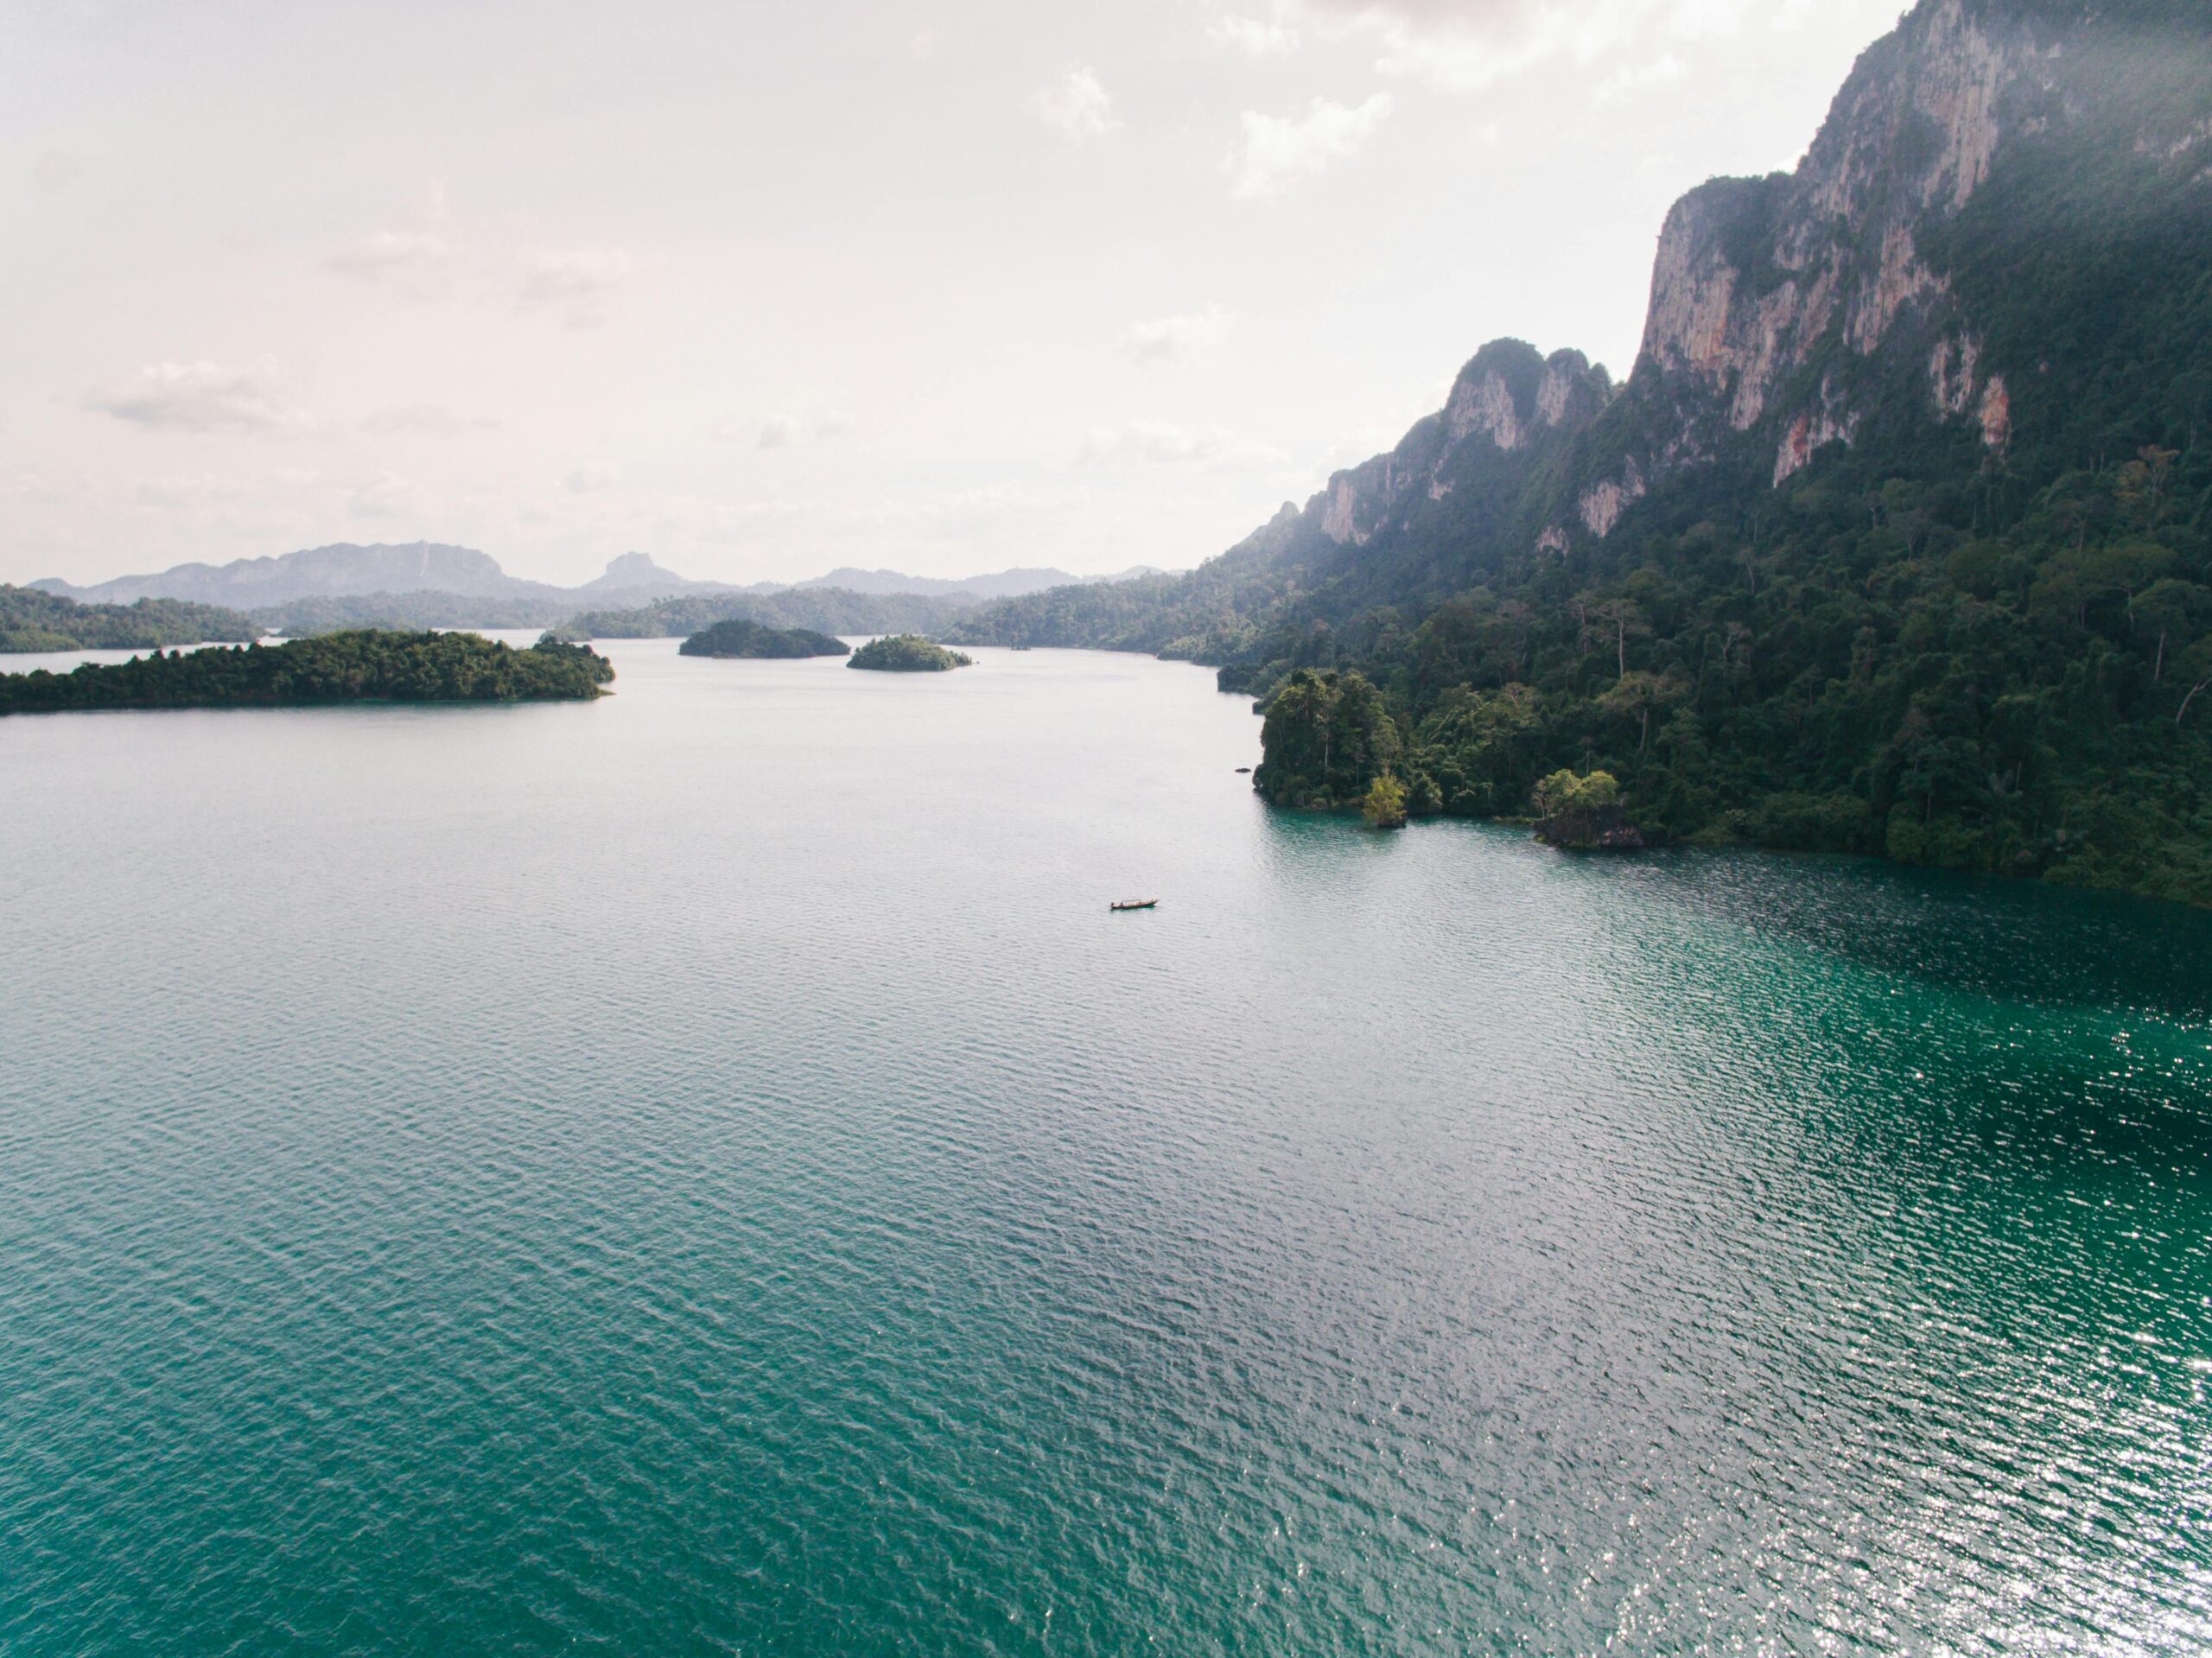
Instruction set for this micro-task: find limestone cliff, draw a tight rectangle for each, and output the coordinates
[950,0,2211,655]
[1620,0,2208,497]
[1302,342,1615,556]
[1629,0,2041,488]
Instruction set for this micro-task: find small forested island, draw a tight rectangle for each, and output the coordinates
[0,630,614,715]
[847,634,973,673]
[1,585,259,653]
[679,619,850,659]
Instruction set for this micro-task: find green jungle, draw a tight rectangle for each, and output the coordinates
[0,631,614,714]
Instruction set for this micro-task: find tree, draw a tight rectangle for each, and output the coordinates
[2134,579,2209,683]
[2178,638,2212,730]
[1252,668,1399,808]
[1599,670,1687,754]
[1362,772,1408,829]
[1580,596,1650,679]
[1532,769,1617,817]
[2030,541,2174,631]
[1569,772,1620,811]
[2117,445,2180,530]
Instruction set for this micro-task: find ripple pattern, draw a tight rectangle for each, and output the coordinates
[2,639,2209,1655]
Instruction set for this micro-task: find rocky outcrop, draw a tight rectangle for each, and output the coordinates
[1312,341,1616,549]
[1321,476,1366,546]
[1155,0,2202,634]
[1979,375,2012,449]
[1580,464,1648,538]
[1775,409,1859,486]
[1446,371,1523,451]
[1626,0,2061,490]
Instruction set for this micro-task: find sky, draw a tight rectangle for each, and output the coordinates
[3,0,1914,589]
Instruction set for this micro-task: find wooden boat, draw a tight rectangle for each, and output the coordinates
[1109,899,1159,912]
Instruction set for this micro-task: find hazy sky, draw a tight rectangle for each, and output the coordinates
[4,0,1910,588]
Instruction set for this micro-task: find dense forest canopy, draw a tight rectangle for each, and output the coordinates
[0,585,259,652]
[1243,436,2212,903]
[847,635,974,672]
[678,619,850,658]
[0,631,614,714]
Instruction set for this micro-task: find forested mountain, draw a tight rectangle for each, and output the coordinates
[950,0,2212,905]
[35,542,556,607]
[0,585,259,652]
[36,541,1156,622]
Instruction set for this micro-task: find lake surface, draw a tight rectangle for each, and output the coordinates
[3,638,2209,1655]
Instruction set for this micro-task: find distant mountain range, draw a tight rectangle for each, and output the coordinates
[32,543,1166,613]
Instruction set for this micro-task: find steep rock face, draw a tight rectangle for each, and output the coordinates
[1632,0,2044,476]
[1312,342,1615,554]
[1278,0,2139,572]
[946,0,2211,658]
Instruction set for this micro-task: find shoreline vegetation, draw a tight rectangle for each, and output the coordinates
[679,619,849,659]
[0,584,259,653]
[0,631,614,715]
[847,635,973,673]
[0,583,974,654]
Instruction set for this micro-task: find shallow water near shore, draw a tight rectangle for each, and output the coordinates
[3,638,2209,1654]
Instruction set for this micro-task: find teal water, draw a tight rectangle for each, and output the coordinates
[3,638,2209,1655]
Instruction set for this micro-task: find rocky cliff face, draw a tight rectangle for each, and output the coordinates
[1630,0,2045,492]
[950,0,2209,657]
[1245,0,2212,585]
[1273,341,1615,575]
[1624,0,2212,504]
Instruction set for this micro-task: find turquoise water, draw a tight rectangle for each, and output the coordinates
[3,638,2209,1655]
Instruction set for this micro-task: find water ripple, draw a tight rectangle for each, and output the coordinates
[2,640,2209,1655]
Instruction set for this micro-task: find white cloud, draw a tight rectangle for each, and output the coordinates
[326,229,451,281]
[1030,68,1120,142]
[362,403,502,435]
[1122,305,1235,367]
[756,414,799,450]
[1229,94,1393,198]
[563,464,614,493]
[32,151,83,193]
[1208,16,1301,56]
[516,246,645,327]
[1077,420,1287,469]
[86,360,315,436]
[325,182,457,295]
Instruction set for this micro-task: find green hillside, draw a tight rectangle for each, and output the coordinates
[0,585,260,653]
[951,0,2212,905]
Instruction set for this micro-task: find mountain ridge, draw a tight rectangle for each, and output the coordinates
[35,542,1166,613]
